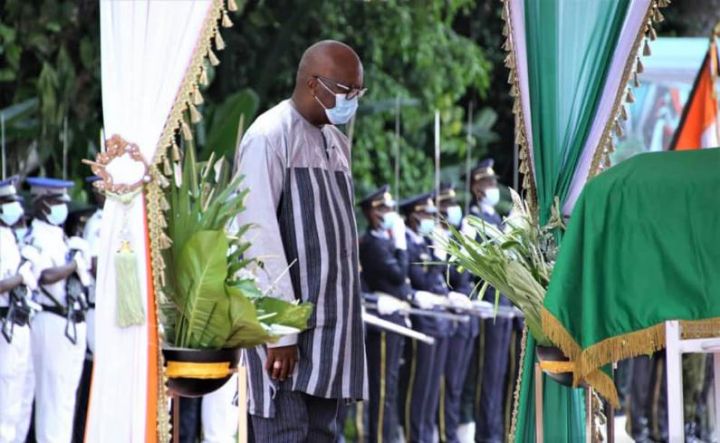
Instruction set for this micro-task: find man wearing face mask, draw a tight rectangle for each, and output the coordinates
[234,40,367,441]
[463,159,515,443]
[23,177,91,443]
[434,182,478,443]
[0,177,36,443]
[397,192,452,443]
[358,185,411,443]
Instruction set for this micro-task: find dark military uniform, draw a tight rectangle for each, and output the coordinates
[434,182,480,443]
[398,192,453,443]
[358,185,412,443]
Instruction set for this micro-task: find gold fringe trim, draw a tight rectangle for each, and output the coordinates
[215,31,225,50]
[500,0,538,220]
[541,307,720,407]
[208,47,220,66]
[143,0,233,440]
[508,327,528,442]
[227,0,238,12]
[588,0,668,178]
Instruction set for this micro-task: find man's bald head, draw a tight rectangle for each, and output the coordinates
[291,40,363,126]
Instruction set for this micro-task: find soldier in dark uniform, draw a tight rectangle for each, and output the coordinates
[434,182,479,443]
[358,185,412,443]
[398,192,452,443]
[464,159,514,443]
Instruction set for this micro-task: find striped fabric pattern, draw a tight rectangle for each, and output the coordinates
[239,100,367,418]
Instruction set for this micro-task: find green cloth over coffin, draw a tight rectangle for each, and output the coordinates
[542,148,720,406]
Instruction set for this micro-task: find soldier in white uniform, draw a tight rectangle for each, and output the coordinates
[0,177,35,443]
[24,177,91,443]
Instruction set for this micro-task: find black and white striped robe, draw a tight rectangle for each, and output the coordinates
[235,100,368,418]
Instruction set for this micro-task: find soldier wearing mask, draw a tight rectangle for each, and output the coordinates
[23,177,91,443]
[398,192,452,443]
[358,185,411,443]
[434,182,477,443]
[0,177,36,443]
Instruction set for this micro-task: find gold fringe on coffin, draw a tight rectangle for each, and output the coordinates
[143,0,235,440]
[541,307,720,407]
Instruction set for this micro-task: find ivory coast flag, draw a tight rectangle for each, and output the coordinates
[670,40,720,150]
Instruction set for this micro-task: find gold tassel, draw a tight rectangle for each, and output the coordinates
[507,70,514,85]
[208,48,220,66]
[643,39,651,57]
[614,121,624,137]
[222,9,233,27]
[503,38,511,51]
[633,72,640,87]
[172,141,181,162]
[626,88,635,104]
[620,105,628,121]
[512,100,520,115]
[509,84,518,98]
[607,138,616,154]
[163,155,172,176]
[193,87,204,106]
[189,102,202,124]
[199,66,209,86]
[648,26,657,41]
[156,173,170,189]
[227,0,238,11]
[658,0,670,7]
[501,5,508,20]
[504,52,513,68]
[502,24,509,37]
[654,8,664,22]
[181,119,193,140]
[215,32,225,50]
[636,57,644,74]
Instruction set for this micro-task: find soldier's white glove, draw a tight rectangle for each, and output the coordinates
[376,294,408,315]
[20,245,41,264]
[67,236,90,256]
[73,253,92,287]
[448,291,473,310]
[17,262,37,291]
[413,290,437,310]
[390,215,407,250]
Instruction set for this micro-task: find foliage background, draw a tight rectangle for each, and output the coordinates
[0,0,713,204]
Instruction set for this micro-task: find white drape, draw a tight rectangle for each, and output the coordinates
[87,2,213,441]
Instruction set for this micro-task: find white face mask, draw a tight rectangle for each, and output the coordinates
[0,201,24,226]
[381,211,398,230]
[315,78,359,125]
[482,187,500,207]
[46,203,68,226]
[418,218,435,236]
[445,205,463,227]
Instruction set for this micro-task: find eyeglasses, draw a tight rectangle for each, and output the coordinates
[315,75,367,100]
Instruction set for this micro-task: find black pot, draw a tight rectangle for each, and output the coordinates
[163,347,240,397]
[535,345,574,387]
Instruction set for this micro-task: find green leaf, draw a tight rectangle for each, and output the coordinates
[255,297,313,331]
[223,283,275,348]
[175,230,230,348]
[204,89,259,160]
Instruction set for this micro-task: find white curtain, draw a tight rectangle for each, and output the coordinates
[87,2,213,441]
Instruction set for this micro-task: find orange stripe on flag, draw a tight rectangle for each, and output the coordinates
[143,196,159,443]
[671,42,720,150]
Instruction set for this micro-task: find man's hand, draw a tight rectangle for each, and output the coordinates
[265,345,299,381]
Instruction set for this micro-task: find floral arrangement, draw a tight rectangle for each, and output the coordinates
[435,190,565,346]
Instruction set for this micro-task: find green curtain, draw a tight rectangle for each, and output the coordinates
[513,0,630,441]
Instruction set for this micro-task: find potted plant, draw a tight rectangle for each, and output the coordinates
[160,144,311,397]
[436,190,573,385]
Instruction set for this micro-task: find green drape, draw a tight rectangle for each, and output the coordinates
[513,0,630,441]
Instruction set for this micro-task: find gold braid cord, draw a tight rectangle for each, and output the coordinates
[501,0,671,438]
[144,0,236,440]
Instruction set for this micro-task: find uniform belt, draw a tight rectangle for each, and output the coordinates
[40,305,86,323]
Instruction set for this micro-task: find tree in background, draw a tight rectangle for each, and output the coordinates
[0,0,101,192]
